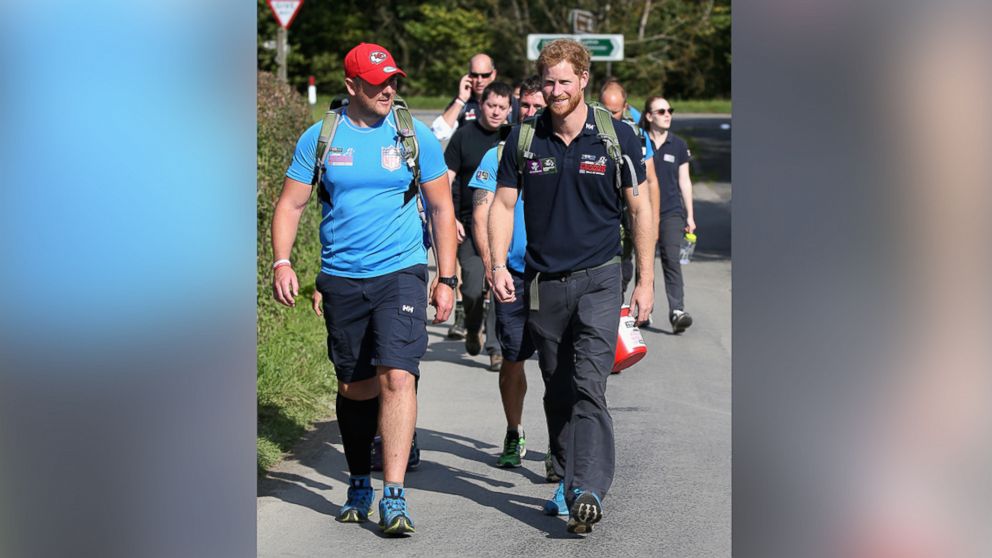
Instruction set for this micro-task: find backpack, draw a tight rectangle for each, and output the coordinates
[310,96,433,248]
[516,103,639,197]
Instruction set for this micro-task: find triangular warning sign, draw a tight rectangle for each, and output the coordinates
[267,0,303,29]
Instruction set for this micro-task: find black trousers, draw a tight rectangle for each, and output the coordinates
[456,233,499,355]
[658,214,686,314]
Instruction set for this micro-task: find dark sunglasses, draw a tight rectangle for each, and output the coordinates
[651,108,675,115]
[469,71,494,79]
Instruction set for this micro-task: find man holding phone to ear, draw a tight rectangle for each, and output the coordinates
[431,53,517,141]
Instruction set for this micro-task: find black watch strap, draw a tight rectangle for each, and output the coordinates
[438,276,458,288]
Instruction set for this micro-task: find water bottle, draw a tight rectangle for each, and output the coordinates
[679,232,697,265]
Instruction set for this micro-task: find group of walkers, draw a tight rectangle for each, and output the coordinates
[270,38,697,537]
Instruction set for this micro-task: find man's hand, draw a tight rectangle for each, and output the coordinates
[430,282,454,324]
[455,220,466,244]
[685,216,697,234]
[484,266,494,291]
[492,268,516,303]
[457,74,472,102]
[312,290,323,316]
[629,283,655,325]
[273,266,299,307]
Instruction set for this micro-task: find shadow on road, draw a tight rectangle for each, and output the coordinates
[259,422,577,539]
[692,198,731,262]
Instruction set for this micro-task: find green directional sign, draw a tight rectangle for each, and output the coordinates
[527,34,624,62]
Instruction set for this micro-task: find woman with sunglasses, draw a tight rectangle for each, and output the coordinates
[641,97,696,333]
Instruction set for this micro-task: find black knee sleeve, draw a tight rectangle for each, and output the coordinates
[336,393,380,476]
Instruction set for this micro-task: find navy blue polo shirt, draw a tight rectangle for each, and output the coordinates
[497,106,646,274]
[648,132,692,218]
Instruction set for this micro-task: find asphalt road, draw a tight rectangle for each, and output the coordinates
[257,111,731,557]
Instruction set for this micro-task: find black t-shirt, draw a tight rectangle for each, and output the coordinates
[456,97,520,128]
[496,106,647,274]
[444,120,501,226]
[649,133,691,218]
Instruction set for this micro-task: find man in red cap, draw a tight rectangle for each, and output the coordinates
[271,42,458,536]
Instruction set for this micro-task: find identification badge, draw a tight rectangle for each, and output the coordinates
[381,146,402,171]
[663,153,676,163]
[327,147,354,167]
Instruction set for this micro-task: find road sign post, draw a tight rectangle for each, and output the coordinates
[267,1,304,83]
[526,34,624,62]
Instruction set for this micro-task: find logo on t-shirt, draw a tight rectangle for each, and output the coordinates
[381,146,402,171]
[526,157,557,175]
[578,154,607,175]
[475,170,490,181]
[464,109,477,121]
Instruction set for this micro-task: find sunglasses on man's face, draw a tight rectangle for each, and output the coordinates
[651,108,675,115]
[469,71,493,79]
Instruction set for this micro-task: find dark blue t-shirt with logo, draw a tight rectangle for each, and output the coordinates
[496,106,646,274]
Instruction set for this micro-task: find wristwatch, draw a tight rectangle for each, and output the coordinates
[438,276,458,289]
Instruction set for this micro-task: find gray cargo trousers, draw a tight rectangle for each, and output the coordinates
[528,261,623,503]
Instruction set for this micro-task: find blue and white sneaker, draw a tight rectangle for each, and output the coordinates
[566,489,603,534]
[378,486,415,536]
[542,481,568,516]
[337,475,375,523]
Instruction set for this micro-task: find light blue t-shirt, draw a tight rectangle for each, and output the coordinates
[286,109,446,278]
[468,146,527,274]
[628,105,642,123]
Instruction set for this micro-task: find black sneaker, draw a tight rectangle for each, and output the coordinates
[447,303,466,339]
[465,330,482,356]
[370,435,383,472]
[544,448,561,483]
[488,353,503,372]
[407,432,421,471]
[566,490,603,534]
[670,310,693,334]
[370,432,420,472]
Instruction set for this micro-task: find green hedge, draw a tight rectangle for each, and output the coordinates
[257,72,337,472]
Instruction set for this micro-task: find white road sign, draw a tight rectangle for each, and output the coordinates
[527,34,624,62]
[267,0,303,29]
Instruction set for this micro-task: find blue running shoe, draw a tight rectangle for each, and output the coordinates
[337,476,375,523]
[378,486,415,536]
[566,489,603,534]
[543,481,568,516]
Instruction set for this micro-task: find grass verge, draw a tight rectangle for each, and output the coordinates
[257,72,337,473]
[257,287,336,472]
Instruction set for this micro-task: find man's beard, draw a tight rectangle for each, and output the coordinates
[547,91,581,117]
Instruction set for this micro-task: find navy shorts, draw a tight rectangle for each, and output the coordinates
[315,264,429,384]
[494,269,536,362]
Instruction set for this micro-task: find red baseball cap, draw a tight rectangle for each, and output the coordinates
[344,43,407,85]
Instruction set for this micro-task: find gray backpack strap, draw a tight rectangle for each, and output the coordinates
[391,96,423,219]
[590,103,632,195]
[392,97,420,181]
[516,112,541,183]
[312,106,344,203]
[391,96,438,259]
